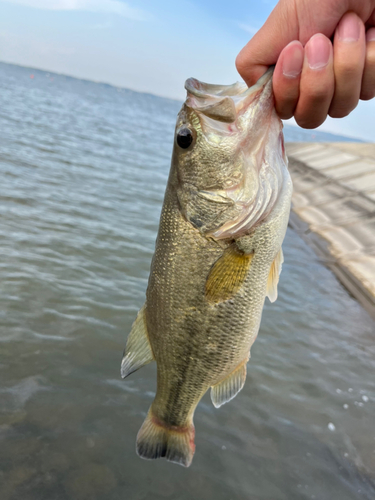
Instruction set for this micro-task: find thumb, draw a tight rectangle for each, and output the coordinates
[236,1,301,86]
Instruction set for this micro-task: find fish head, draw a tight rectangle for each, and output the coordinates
[173,68,288,239]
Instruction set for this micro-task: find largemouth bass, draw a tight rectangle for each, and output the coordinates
[121,68,292,467]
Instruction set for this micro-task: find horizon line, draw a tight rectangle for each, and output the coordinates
[0,59,365,143]
[0,59,182,104]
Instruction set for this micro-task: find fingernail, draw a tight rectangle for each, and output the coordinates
[338,12,360,42]
[366,27,375,42]
[282,41,304,78]
[306,34,331,70]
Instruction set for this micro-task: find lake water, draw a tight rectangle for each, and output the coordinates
[0,61,374,500]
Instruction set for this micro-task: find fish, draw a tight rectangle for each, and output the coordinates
[121,68,293,467]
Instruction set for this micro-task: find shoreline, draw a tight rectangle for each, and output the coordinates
[286,142,375,319]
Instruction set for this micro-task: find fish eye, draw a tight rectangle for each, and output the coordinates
[176,128,193,149]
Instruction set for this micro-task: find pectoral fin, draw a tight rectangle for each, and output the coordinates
[211,360,247,408]
[205,246,253,303]
[121,304,154,379]
[266,248,284,303]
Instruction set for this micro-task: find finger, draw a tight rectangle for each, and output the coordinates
[361,28,375,100]
[294,34,334,129]
[329,12,366,118]
[235,0,351,87]
[367,8,375,26]
[273,41,304,119]
[236,1,299,86]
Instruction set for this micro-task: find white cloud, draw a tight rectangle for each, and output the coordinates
[2,0,148,20]
[90,20,112,29]
[239,23,260,36]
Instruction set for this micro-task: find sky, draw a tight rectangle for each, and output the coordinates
[0,0,374,141]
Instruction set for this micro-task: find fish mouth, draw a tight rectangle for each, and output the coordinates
[181,67,285,241]
[185,67,273,99]
[184,68,274,123]
[184,80,247,99]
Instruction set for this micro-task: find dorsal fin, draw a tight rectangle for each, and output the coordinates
[121,304,154,379]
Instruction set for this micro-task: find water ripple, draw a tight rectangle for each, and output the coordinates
[0,62,373,500]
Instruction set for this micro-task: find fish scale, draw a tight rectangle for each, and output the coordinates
[121,68,292,467]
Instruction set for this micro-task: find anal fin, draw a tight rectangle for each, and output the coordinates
[211,360,247,408]
[121,304,154,379]
[266,248,284,303]
[205,245,253,303]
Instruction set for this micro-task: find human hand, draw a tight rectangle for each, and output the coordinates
[236,1,375,128]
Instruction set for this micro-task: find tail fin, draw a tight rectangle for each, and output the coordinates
[136,409,195,467]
